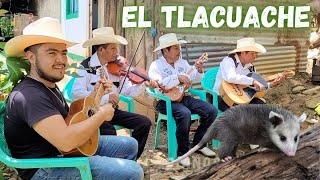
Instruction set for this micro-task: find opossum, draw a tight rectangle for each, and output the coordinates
[167,104,306,165]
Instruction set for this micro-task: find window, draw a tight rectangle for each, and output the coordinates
[66,0,79,19]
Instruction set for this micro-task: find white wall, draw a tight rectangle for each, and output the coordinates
[61,0,89,57]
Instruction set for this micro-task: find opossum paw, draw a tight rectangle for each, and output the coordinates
[221,156,233,162]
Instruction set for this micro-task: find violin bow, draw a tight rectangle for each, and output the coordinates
[119,29,146,94]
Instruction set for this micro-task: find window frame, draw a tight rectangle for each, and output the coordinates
[66,0,79,19]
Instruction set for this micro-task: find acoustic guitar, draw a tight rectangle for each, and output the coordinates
[164,52,209,102]
[128,52,209,102]
[62,67,107,157]
[219,70,295,107]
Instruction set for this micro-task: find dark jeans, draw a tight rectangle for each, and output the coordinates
[156,96,218,156]
[100,109,151,158]
[218,96,265,112]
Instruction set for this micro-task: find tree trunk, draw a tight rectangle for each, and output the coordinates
[184,124,320,180]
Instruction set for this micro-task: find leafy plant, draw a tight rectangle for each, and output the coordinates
[0,51,29,95]
[0,16,14,39]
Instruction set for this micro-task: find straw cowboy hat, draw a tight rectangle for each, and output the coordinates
[153,33,187,52]
[228,38,266,54]
[82,27,128,48]
[4,17,77,57]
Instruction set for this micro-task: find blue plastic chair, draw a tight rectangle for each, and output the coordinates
[146,87,207,161]
[0,101,92,180]
[62,77,135,130]
[201,67,222,149]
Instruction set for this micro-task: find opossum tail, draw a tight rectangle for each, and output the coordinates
[165,144,202,165]
[165,123,218,165]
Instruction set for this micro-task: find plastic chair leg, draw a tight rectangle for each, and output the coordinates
[154,116,162,149]
[78,166,93,180]
[167,118,178,161]
[212,140,220,150]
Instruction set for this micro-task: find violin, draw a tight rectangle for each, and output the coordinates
[107,56,148,84]
[108,56,185,101]
[107,56,171,93]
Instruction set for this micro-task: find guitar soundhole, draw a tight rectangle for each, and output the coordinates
[88,109,95,117]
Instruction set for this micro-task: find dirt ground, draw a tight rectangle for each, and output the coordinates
[1,72,319,180]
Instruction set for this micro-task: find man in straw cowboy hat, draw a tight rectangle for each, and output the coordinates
[148,33,218,167]
[4,17,144,180]
[72,27,158,159]
[213,37,285,112]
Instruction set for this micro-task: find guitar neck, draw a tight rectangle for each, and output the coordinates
[264,70,295,82]
[94,84,104,107]
[265,74,280,82]
[94,67,108,107]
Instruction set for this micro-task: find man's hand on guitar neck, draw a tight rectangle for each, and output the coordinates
[253,79,266,91]
[269,73,285,87]
[194,60,204,73]
[178,75,191,89]
[90,79,113,97]
[194,52,208,73]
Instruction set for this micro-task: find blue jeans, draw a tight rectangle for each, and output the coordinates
[31,136,144,180]
[156,96,218,156]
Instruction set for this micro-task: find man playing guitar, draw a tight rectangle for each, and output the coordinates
[213,37,285,112]
[148,33,218,167]
[4,18,144,180]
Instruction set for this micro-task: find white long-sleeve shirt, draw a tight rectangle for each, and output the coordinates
[72,52,146,105]
[213,54,256,95]
[148,56,203,90]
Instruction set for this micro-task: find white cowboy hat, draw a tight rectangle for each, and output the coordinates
[4,17,77,57]
[228,38,266,54]
[82,27,128,48]
[153,33,187,52]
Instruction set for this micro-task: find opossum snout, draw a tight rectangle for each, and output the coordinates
[286,151,296,156]
[283,147,297,156]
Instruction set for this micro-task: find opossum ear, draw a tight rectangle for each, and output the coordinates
[269,111,283,128]
[297,113,307,123]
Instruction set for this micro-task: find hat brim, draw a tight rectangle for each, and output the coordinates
[4,35,77,57]
[228,43,266,54]
[82,35,128,48]
[153,40,187,52]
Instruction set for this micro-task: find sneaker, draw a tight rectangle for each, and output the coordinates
[249,144,259,149]
[198,147,216,157]
[178,156,191,167]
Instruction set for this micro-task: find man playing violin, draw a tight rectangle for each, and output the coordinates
[72,27,158,159]
[213,38,285,112]
[148,33,218,167]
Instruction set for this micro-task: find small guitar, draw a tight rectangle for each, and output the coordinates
[166,52,209,102]
[63,67,107,157]
[219,70,295,107]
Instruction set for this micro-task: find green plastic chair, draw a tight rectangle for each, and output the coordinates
[201,67,222,149]
[146,87,207,161]
[0,101,92,180]
[62,77,135,130]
